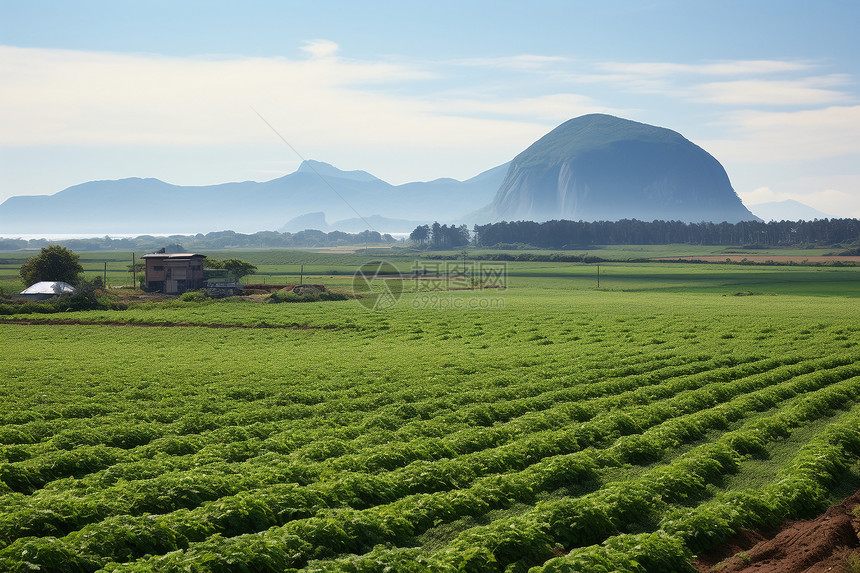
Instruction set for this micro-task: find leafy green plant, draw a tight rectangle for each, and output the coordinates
[1,262,860,572]
[844,551,860,573]
[267,287,348,303]
[178,290,208,302]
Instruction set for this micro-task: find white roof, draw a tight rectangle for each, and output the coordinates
[20,281,77,295]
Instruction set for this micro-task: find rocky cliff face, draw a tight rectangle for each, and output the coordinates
[490,114,759,223]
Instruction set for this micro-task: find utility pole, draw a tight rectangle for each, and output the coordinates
[103,262,107,287]
[597,264,600,288]
[299,264,304,286]
[132,253,136,289]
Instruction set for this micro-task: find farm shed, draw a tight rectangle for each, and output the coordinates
[204,268,243,297]
[142,253,206,294]
[19,281,77,300]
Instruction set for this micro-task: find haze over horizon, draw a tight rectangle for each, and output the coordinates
[2,0,860,220]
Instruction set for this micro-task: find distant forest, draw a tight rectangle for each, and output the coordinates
[0,229,399,252]
[409,223,471,249]
[5,218,860,253]
[472,218,860,248]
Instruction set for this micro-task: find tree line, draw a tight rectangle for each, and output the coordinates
[0,229,399,252]
[470,218,860,248]
[409,222,470,249]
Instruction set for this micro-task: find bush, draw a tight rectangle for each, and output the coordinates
[268,291,348,303]
[53,294,96,312]
[0,301,56,315]
[179,290,209,302]
[267,285,348,303]
[0,278,126,315]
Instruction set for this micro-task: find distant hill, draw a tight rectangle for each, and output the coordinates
[0,161,507,235]
[748,199,833,222]
[295,160,380,183]
[1,115,772,236]
[280,211,332,232]
[278,212,428,234]
[488,114,760,224]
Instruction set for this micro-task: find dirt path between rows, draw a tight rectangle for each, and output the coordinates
[693,490,860,572]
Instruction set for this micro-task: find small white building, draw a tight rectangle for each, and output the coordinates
[19,281,78,300]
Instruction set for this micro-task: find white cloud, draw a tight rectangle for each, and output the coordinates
[703,106,860,217]
[703,105,860,163]
[6,47,845,159]
[738,187,781,205]
[0,44,561,188]
[587,60,855,108]
[693,76,852,106]
[439,93,622,122]
[598,59,814,77]
[0,44,534,152]
[300,39,340,59]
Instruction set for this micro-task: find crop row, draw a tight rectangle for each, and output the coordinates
[533,405,860,573]
[414,370,860,572]
[0,352,783,501]
[299,375,860,573]
[1,353,842,550]
[0,347,721,433]
[0,347,716,450]
[3,361,854,571]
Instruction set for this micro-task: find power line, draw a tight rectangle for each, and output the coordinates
[250,107,377,233]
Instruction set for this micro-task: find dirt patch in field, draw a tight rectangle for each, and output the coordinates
[653,255,860,264]
[693,490,860,573]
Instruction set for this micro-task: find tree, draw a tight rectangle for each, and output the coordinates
[421,222,470,249]
[409,224,430,245]
[19,245,84,287]
[456,224,471,247]
[204,258,257,281]
[430,222,443,248]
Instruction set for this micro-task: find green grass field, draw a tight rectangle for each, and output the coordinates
[1,251,859,572]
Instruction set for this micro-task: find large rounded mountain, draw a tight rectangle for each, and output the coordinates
[490,114,759,223]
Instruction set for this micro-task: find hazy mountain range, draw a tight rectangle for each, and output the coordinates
[0,160,507,235]
[0,114,834,236]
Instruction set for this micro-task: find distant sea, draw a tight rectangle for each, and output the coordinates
[1,231,411,241]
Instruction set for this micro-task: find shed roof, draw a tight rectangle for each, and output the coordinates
[141,253,206,259]
[20,281,77,295]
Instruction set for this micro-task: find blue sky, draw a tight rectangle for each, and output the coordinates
[2,0,860,218]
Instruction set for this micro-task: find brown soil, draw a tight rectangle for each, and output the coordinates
[242,283,292,292]
[243,284,326,293]
[693,490,860,573]
[653,255,860,264]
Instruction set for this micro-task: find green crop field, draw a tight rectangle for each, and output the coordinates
[1,245,854,296]
[1,255,859,572]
